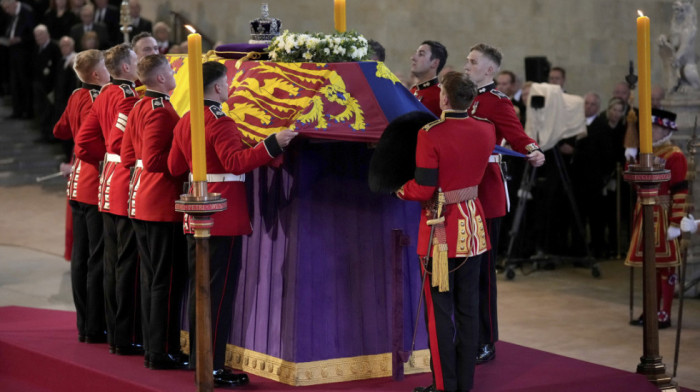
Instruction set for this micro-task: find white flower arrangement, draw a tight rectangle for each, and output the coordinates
[267,30,370,63]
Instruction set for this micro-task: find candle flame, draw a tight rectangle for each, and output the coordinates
[638,10,644,17]
[185,24,196,34]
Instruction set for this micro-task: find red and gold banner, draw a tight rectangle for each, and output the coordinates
[167,56,429,145]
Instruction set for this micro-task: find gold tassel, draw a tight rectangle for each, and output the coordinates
[431,241,450,292]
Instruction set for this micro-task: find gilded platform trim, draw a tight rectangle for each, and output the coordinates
[182,332,430,386]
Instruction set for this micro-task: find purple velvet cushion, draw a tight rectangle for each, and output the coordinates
[215,43,269,59]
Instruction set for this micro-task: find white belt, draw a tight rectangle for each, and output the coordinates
[105,153,121,163]
[488,154,501,163]
[135,159,143,168]
[189,173,245,183]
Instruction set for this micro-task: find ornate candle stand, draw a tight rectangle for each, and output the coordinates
[175,181,227,392]
[623,153,678,391]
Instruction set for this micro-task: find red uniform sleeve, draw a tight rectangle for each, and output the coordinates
[53,95,74,141]
[167,121,190,177]
[489,98,538,153]
[75,109,107,164]
[108,95,139,154]
[120,111,136,168]
[142,108,179,173]
[212,117,278,174]
[397,130,437,201]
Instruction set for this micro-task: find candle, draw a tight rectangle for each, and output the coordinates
[334,0,346,33]
[636,11,652,154]
[187,33,207,182]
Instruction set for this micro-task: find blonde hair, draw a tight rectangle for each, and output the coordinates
[104,43,133,77]
[73,49,104,82]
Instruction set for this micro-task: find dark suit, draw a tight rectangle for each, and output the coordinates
[130,17,152,36]
[93,5,120,45]
[3,2,36,118]
[33,39,61,140]
[69,22,109,51]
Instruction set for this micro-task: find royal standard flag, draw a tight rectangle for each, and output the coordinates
[167,56,431,145]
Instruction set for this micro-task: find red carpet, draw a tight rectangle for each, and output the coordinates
[0,306,695,392]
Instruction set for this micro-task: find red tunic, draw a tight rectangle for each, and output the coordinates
[468,82,540,218]
[410,77,441,117]
[75,80,138,216]
[168,100,285,237]
[121,91,183,222]
[625,143,688,267]
[397,110,496,257]
[53,84,101,206]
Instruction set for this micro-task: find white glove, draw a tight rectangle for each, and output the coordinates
[624,147,638,162]
[680,214,699,233]
[667,226,681,240]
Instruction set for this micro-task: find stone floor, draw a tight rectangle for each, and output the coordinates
[1,103,698,391]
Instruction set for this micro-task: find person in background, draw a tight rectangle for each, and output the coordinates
[44,0,79,39]
[32,24,61,143]
[152,21,173,54]
[128,0,151,36]
[626,108,687,330]
[548,66,566,90]
[2,0,36,119]
[368,38,385,62]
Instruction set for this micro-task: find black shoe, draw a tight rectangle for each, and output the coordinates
[413,385,437,392]
[149,353,187,370]
[78,334,86,343]
[629,314,644,327]
[658,320,672,329]
[115,344,145,356]
[84,332,107,343]
[213,369,250,386]
[109,344,116,354]
[476,343,496,364]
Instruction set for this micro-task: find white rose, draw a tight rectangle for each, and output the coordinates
[323,47,331,55]
[302,51,313,60]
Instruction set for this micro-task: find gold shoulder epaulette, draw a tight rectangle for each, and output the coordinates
[423,118,444,132]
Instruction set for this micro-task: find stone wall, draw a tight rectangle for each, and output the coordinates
[143,0,684,101]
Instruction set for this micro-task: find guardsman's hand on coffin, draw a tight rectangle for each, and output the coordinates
[275,129,298,148]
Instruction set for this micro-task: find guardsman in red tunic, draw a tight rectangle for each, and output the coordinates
[168,61,297,386]
[463,43,546,365]
[53,49,111,344]
[75,43,141,354]
[626,109,687,329]
[398,72,495,392]
[409,41,447,117]
[120,54,187,369]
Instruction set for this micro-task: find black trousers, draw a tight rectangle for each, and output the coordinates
[103,213,141,347]
[133,219,187,357]
[478,217,500,346]
[187,235,241,370]
[69,200,104,339]
[424,256,480,392]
